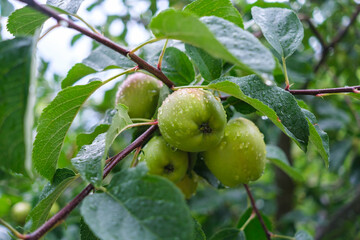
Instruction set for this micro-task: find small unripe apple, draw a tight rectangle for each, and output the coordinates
[116,73,163,119]
[49,202,60,217]
[158,88,227,152]
[176,171,198,199]
[204,118,266,187]
[11,202,31,225]
[139,136,188,183]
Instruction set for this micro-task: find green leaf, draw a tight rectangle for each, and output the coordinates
[62,45,135,88]
[71,133,105,187]
[76,109,116,149]
[33,80,103,180]
[225,97,256,115]
[193,153,224,189]
[1,0,14,16]
[47,0,84,14]
[161,47,195,86]
[149,9,274,74]
[61,64,97,89]
[243,0,291,13]
[200,16,275,74]
[207,75,309,150]
[76,124,110,149]
[103,104,133,162]
[26,168,77,231]
[81,164,194,240]
[185,44,222,83]
[71,105,131,186]
[209,228,246,240]
[295,230,313,240]
[251,7,304,58]
[183,0,244,28]
[193,219,206,240]
[150,9,233,62]
[346,92,360,101]
[82,45,135,71]
[80,218,99,240]
[6,6,48,36]
[0,37,35,175]
[153,85,170,118]
[302,109,330,167]
[6,0,85,36]
[236,208,272,240]
[266,145,303,182]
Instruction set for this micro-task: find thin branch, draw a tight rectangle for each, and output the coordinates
[17,0,174,89]
[243,184,272,240]
[130,38,163,53]
[315,188,360,240]
[38,23,60,41]
[314,4,360,72]
[23,125,158,240]
[0,218,26,239]
[328,5,360,49]
[239,211,256,231]
[217,85,360,100]
[288,85,360,95]
[71,13,100,35]
[281,56,290,90]
[157,39,169,70]
[299,14,327,49]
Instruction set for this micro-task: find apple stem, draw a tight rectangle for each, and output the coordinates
[243,184,272,240]
[130,146,143,168]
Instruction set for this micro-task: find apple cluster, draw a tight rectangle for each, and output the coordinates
[117,73,266,198]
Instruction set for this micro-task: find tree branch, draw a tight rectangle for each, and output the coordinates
[315,187,360,240]
[314,4,360,72]
[299,14,327,49]
[23,125,158,240]
[17,0,175,89]
[287,85,360,95]
[243,184,272,240]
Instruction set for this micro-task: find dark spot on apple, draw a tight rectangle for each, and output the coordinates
[199,123,212,134]
[164,164,175,174]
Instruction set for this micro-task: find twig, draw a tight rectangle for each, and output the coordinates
[243,184,272,240]
[17,0,174,89]
[0,218,26,239]
[157,39,169,70]
[288,85,360,95]
[282,56,290,90]
[217,85,360,100]
[23,125,158,240]
[299,14,327,49]
[314,5,360,72]
[130,38,162,53]
[239,211,256,231]
[38,23,60,41]
[315,188,360,240]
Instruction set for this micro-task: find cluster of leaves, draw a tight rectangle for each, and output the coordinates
[1,0,360,239]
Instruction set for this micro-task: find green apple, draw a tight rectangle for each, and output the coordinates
[139,136,188,183]
[158,88,227,152]
[49,202,60,217]
[11,202,31,225]
[204,117,266,187]
[116,72,163,119]
[176,171,198,199]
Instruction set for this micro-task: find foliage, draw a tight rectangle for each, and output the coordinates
[1,0,360,240]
